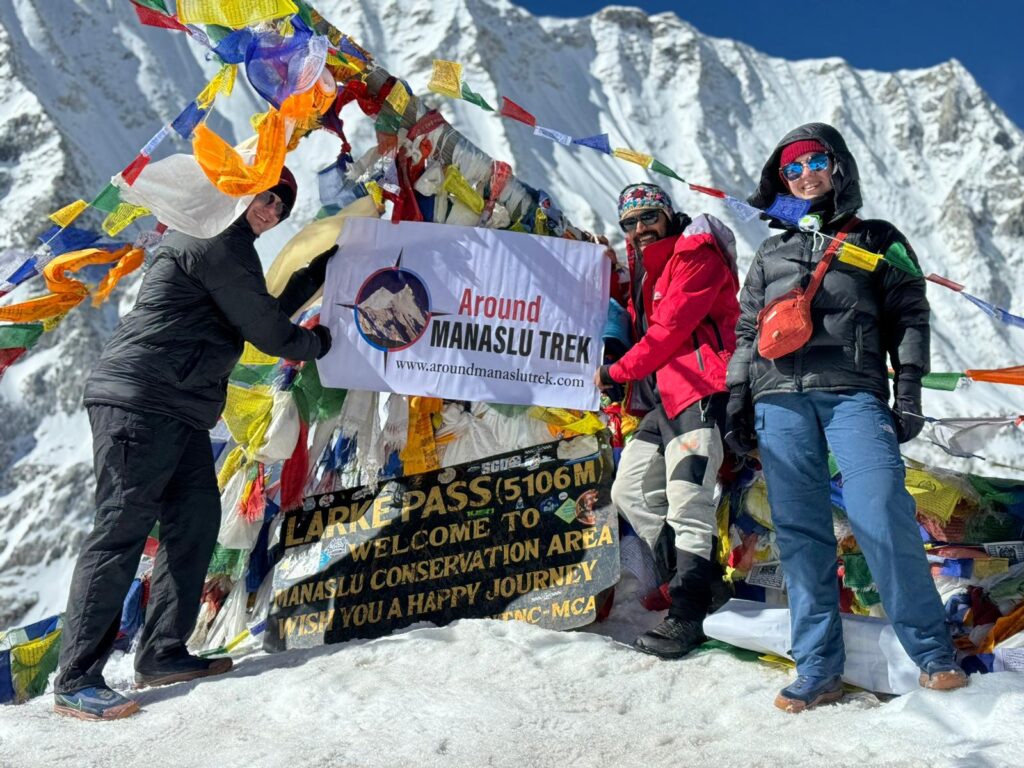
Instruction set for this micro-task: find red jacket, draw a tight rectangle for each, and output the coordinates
[608,225,740,418]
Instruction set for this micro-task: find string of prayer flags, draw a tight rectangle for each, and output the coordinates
[176,0,298,28]
[572,133,611,154]
[611,148,653,168]
[534,126,573,146]
[427,60,463,99]
[499,97,536,127]
[460,82,493,111]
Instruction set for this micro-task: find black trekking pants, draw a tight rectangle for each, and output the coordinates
[55,405,220,693]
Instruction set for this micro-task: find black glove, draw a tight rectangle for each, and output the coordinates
[892,379,924,443]
[723,384,757,456]
[307,245,339,287]
[312,324,332,359]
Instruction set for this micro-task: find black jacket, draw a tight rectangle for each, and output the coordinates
[85,218,327,429]
[726,123,930,403]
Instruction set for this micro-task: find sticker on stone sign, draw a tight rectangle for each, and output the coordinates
[746,561,785,590]
[764,195,812,225]
[723,196,762,222]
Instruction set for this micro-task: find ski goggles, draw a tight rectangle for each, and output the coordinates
[780,152,830,181]
[618,209,663,232]
[255,190,286,216]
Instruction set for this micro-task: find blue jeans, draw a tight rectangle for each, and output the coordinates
[754,391,954,677]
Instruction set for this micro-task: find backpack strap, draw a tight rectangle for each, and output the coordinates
[804,216,860,301]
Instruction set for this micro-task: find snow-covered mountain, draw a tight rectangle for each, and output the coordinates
[1,0,1023,626]
[358,284,429,346]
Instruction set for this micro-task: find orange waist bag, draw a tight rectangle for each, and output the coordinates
[757,217,859,360]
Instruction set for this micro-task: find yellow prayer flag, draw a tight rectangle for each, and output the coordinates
[838,242,882,272]
[365,180,384,208]
[612,148,653,168]
[102,202,150,236]
[42,313,69,332]
[427,60,463,99]
[48,199,88,228]
[176,0,297,28]
[905,468,962,523]
[197,65,237,109]
[386,80,410,117]
[442,165,484,214]
[240,342,280,367]
[973,557,1009,579]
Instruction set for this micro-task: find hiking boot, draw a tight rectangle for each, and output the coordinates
[633,617,706,659]
[135,655,233,689]
[54,686,140,721]
[919,662,968,691]
[774,674,844,713]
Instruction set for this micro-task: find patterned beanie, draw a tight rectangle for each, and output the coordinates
[617,183,674,219]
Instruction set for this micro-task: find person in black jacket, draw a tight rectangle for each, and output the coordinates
[724,124,967,713]
[54,168,337,720]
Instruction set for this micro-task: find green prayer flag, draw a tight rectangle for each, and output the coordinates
[294,0,315,27]
[292,362,347,424]
[460,82,494,111]
[650,158,685,182]
[131,0,170,13]
[90,183,121,214]
[883,241,923,278]
[374,110,402,135]
[0,323,44,350]
[204,24,233,44]
[921,372,965,391]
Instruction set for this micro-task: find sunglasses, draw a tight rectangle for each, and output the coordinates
[619,209,663,232]
[781,152,830,181]
[255,190,286,216]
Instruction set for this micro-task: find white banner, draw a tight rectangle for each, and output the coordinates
[319,219,609,410]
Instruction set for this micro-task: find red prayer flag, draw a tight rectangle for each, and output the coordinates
[499,97,537,127]
[132,4,188,32]
[926,273,965,292]
[0,347,27,379]
[121,153,151,186]
[688,183,727,199]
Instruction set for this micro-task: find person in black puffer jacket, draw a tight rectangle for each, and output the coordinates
[54,168,338,721]
[723,124,966,714]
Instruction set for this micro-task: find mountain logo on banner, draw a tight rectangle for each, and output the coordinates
[338,250,440,355]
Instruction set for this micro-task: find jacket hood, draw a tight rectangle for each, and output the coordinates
[748,122,862,224]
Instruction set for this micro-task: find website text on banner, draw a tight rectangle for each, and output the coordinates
[319,219,609,410]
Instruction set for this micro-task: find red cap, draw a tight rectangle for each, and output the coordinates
[780,140,828,167]
[268,165,297,219]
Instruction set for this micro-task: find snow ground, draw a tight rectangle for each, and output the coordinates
[1,577,1021,768]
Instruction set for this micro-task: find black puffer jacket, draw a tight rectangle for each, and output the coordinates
[725,123,930,403]
[85,218,327,430]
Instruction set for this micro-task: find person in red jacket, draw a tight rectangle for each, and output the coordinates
[595,183,740,658]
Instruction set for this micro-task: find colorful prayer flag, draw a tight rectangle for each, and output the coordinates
[102,203,150,237]
[764,194,811,224]
[385,80,410,116]
[176,0,297,28]
[0,323,44,350]
[533,125,573,145]
[572,134,611,154]
[499,97,537,127]
[442,166,485,214]
[883,241,923,278]
[688,183,727,200]
[612,148,653,168]
[132,3,188,32]
[838,242,883,272]
[427,60,463,99]
[120,154,150,186]
[89,184,121,214]
[460,82,493,111]
[723,196,761,222]
[650,159,684,181]
[48,200,88,228]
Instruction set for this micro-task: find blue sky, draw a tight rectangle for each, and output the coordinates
[516,1,1024,130]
